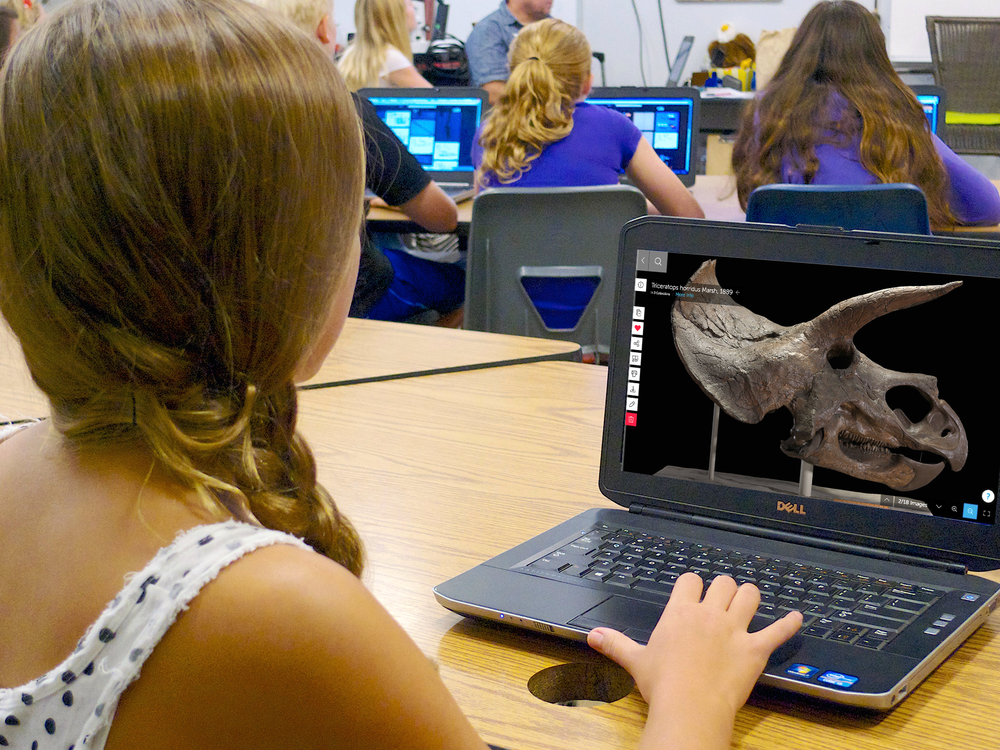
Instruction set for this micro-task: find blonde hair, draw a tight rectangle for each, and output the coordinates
[338,0,414,91]
[245,0,332,37]
[0,0,366,575]
[476,19,591,186]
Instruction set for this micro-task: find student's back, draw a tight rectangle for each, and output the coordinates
[732,0,1000,228]
[473,19,703,218]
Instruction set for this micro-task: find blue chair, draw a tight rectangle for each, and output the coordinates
[745,183,932,234]
[465,185,647,355]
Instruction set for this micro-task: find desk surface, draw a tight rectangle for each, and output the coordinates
[0,319,581,421]
[302,317,580,388]
[296,360,1000,750]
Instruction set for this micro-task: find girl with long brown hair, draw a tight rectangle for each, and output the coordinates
[474,18,704,217]
[732,0,1000,227]
[0,1,798,748]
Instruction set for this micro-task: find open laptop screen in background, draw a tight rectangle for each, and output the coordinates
[588,87,699,187]
[359,91,484,175]
[910,84,946,135]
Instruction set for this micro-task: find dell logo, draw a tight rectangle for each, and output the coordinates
[777,501,806,515]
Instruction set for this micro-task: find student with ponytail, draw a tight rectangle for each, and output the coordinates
[474,19,704,218]
[0,2,798,748]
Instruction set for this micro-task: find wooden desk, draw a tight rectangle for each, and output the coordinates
[302,317,581,388]
[366,199,472,234]
[366,176,744,230]
[0,318,581,421]
[296,361,1000,750]
[690,174,745,222]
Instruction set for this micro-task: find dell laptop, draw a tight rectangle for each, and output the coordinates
[587,87,700,187]
[436,218,1000,709]
[358,87,487,202]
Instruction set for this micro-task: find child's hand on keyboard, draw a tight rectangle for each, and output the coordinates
[587,572,802,750]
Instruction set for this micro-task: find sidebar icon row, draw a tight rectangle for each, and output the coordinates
[627,304,643,427]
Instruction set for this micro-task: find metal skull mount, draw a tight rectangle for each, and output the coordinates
[671,261,967,492]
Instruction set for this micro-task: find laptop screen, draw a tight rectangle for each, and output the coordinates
[603,219,1000,568]
[910,85,946,135]
[916,94,941,134]
[588,87,699,186]
[362,94,483,174]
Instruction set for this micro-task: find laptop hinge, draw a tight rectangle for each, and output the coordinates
[629,503,968,575]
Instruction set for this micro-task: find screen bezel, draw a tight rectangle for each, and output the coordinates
[601,217,1000,570]
[587,86,700,187]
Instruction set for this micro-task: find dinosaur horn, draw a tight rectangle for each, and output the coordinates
[805,281,962,346]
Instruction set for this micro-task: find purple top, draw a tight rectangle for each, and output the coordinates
[473,102,643,188]
[778,92,1000,225]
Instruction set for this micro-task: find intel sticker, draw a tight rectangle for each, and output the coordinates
[818,671,859,689]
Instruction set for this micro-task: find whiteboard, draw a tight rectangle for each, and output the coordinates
[887,0,999,61]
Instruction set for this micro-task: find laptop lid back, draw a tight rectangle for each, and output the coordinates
[602,218,1000,571]
[358,87,487,185]
[666,35,695,86]
[588,87,700,187]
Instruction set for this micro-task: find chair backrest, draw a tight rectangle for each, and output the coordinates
[925,17,1000,155]
[926,17,1000,115]
[745,183,932,234]
[465,185,647,352]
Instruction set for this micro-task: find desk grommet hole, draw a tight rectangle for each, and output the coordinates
[527,662,635,707]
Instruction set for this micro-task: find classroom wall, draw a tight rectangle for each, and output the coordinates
[330,0,876,88]
[576,0,874,88]
[883,0,999,62]
[41,0,991,81]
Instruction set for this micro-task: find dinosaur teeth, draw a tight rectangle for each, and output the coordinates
[839,430,892,454]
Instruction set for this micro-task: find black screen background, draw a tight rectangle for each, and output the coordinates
[622,251,998,524]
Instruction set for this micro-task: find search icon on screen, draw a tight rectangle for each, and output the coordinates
[654,257,663,266]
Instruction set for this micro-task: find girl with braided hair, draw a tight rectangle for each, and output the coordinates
[0,1,797,748]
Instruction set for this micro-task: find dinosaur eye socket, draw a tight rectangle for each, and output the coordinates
[826,344,855,371]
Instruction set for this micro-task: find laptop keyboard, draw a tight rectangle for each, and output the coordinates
[525,524,946,650]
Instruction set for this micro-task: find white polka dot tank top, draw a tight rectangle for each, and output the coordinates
[0,521,310,749]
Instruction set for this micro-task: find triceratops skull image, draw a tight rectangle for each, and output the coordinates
[671,260,967,492]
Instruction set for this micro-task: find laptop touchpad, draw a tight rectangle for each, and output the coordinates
[569,596,664,644]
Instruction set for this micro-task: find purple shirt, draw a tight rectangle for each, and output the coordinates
[473,102,643,188]
[779,92,1000,226]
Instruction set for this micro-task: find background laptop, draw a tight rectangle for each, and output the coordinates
[666,35,694,87]
[436,218,1000,709]
[587,87,700,187]
[358,87,487,202]
[910,84,947,136]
